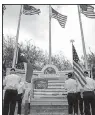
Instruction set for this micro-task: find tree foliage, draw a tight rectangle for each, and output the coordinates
[3,36,72,71]
[87,52,95,68]
[81,52,95,69]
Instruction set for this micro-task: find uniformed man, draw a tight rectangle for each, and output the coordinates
[76,81,84,115]
[23,83,32,115]
[3,68,21,115]
[17,82,25,115]
[65,72,78,115]
[83,71,95,115]
[92,66,95,106]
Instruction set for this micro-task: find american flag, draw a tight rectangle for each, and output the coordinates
[80,5,95,18]
[51,7,67,28]
[73,44,87,87]
[16,47,28,64]
[23,5,41,15]
[26,62,33,83]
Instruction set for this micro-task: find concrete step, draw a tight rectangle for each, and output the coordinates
[31,105,68,109]
[48,83,65,86]
[34,91,67,94]
[34,89,66,92]
[30,98,68,106]
[15,105,68,115]
[33,94,67,99]
[48,80,65,83]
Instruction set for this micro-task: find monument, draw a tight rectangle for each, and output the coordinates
[30,64,70,114]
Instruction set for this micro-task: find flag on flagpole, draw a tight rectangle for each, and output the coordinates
[16,47,28,64]
[16,48,33,83]
[73,44,87,87]
[51,7,67,28]
[80,5,95,18]
[25,62,33,83]
[23,5,41,15]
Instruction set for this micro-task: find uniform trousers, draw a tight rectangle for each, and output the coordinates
[76,92,84,115]
[17,93,23,114]
[24,100,30,115]
[3,89,18,115]
[67,93,78,114]
[83,91,95,115]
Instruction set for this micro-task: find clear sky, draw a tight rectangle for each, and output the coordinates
[3,5,95,62]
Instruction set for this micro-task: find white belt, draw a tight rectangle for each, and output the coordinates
[5,87,17,90]
[68,91,75,93]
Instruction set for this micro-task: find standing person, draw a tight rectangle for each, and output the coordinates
[76,81,84,115]
[83,71,95,115]
[17,82,25,115]
[23,83,32,115]
[91,66,95,108]
[3,68,21,115]
[65,72,78,115]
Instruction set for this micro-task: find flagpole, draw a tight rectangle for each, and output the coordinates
[70,39,75,61]
[77,5,88,70]
[49,5,51,64]
[12,5,22,68]
[70,39,80,115]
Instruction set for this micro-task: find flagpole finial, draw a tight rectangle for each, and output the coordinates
[70,39,75,44]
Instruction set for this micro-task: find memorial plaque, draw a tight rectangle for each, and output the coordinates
[35,80,48,89]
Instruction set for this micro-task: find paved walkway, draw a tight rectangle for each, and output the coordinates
[14,107,68,115]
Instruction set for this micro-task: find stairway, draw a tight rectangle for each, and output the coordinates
[29,79,68,115]
[15,78,68,115]
[19,99,68,115]
[30,105,68,115]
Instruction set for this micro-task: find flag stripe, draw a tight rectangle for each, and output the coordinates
[82,13,95,18]
[73,61,84,75]
[73,63,87,84]
[74,67,86,86]
[57,14,67,19]
[74,72,84,87]
[74,74,84,87]
[23,10,40,14]
[73,65,85,83]
[23,10,40,15]
[75,70,85,85]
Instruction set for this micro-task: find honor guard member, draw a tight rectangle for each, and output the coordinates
[65,72,78,115]
[92,65,95,104]
[83,71,95,115]
[17,82,25,115]
[23,83,32,115]
[76,81,84,115]
[3,68,21,115]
